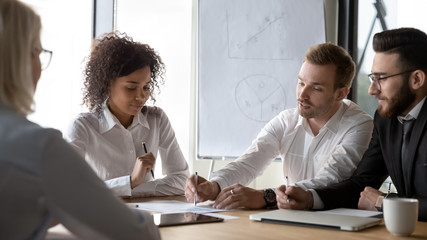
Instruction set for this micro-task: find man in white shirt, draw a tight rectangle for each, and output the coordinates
[185,43,373,210]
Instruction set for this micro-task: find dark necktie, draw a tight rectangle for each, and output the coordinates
[401,118,415,180]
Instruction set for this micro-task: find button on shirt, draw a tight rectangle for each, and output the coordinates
[210,99,373,191]
[66,104,189,197]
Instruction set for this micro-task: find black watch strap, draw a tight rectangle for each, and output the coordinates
[375,196,384,212]
[263,188,277,209]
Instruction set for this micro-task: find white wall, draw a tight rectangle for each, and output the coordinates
[115,0,192,178]
[25,0,92,132]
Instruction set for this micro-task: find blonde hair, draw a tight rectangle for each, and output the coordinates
[303,43,356,90]
[0,0,41,115]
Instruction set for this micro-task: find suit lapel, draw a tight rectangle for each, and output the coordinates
[389,117,406,195]
[405,101,427,195]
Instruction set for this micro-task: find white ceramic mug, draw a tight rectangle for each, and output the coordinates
[383,198,418,237]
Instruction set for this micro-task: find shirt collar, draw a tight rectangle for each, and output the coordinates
[323,100,346,134]
[300,117,312,135]
[98,100,150,133]
[300,101,345,136]
[98,101,117,134]
[135,107,150,130]
[397,96,426,124]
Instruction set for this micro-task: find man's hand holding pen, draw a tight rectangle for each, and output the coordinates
[275,185,313,210]
[185,174,220,204]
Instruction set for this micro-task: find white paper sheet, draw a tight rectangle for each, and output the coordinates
[46,224,76,239]
[202,212,240,220]
[127,200,229,214]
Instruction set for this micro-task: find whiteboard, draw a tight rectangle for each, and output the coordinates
[197,0,326,159]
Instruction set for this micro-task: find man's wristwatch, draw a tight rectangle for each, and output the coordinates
[375,192,398,211]
[263,188,277,209]
[375,196,385,212]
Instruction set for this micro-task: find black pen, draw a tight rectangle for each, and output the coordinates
[286,176,290,204]
[386,182,392,198]
[194,172,198,206]
[142,142,155,179]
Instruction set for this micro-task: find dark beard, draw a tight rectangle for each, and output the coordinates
[377,78,415,118]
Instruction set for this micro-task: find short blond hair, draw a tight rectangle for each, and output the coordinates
[0,0,41,115]
[303,43,356,90]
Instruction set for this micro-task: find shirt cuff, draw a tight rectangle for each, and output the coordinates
[131,180,157,197]
[104,176,132,196]
[209,176,227,191]
[308,189,324,209]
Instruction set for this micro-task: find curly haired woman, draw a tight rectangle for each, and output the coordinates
[66,32,189,197]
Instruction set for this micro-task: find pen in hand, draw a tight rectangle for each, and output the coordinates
[194,172,198,206]
[142,142,155,179]
[285,176,290,204]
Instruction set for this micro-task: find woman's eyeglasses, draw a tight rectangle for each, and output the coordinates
[40,48,53,70]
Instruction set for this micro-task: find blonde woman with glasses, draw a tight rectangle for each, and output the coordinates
[0,1,160,239]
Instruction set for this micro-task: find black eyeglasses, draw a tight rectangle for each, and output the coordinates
[40,48,53,70]
[368,70,414,91]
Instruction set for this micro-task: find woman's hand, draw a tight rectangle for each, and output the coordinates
[130,152,155,189]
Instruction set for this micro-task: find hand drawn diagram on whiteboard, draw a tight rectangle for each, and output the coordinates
[235,74,286,122]
[198,0,325,159]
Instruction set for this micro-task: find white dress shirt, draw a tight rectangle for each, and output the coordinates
[66,103,189,197]
[210,99,373,192]
[0,105,160,240]
[397,97,425,123]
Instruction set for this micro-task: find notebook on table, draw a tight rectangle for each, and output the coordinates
[250,209,381,231]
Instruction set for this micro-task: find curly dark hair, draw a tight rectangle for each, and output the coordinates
[82,32,165,113]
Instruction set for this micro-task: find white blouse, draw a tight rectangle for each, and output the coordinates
[66,104,189,197]
[0,105,160,240]
[210,99,374,190]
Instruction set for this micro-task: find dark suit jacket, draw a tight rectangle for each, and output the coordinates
[316,101,427,221]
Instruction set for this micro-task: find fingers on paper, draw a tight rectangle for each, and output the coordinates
[213,185,241,210]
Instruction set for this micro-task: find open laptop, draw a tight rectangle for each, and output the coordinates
[250,209,381,231]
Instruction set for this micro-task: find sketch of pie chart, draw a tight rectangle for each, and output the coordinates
[235,74,287,122]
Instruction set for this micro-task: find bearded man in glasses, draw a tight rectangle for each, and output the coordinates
[279,27,427,222]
